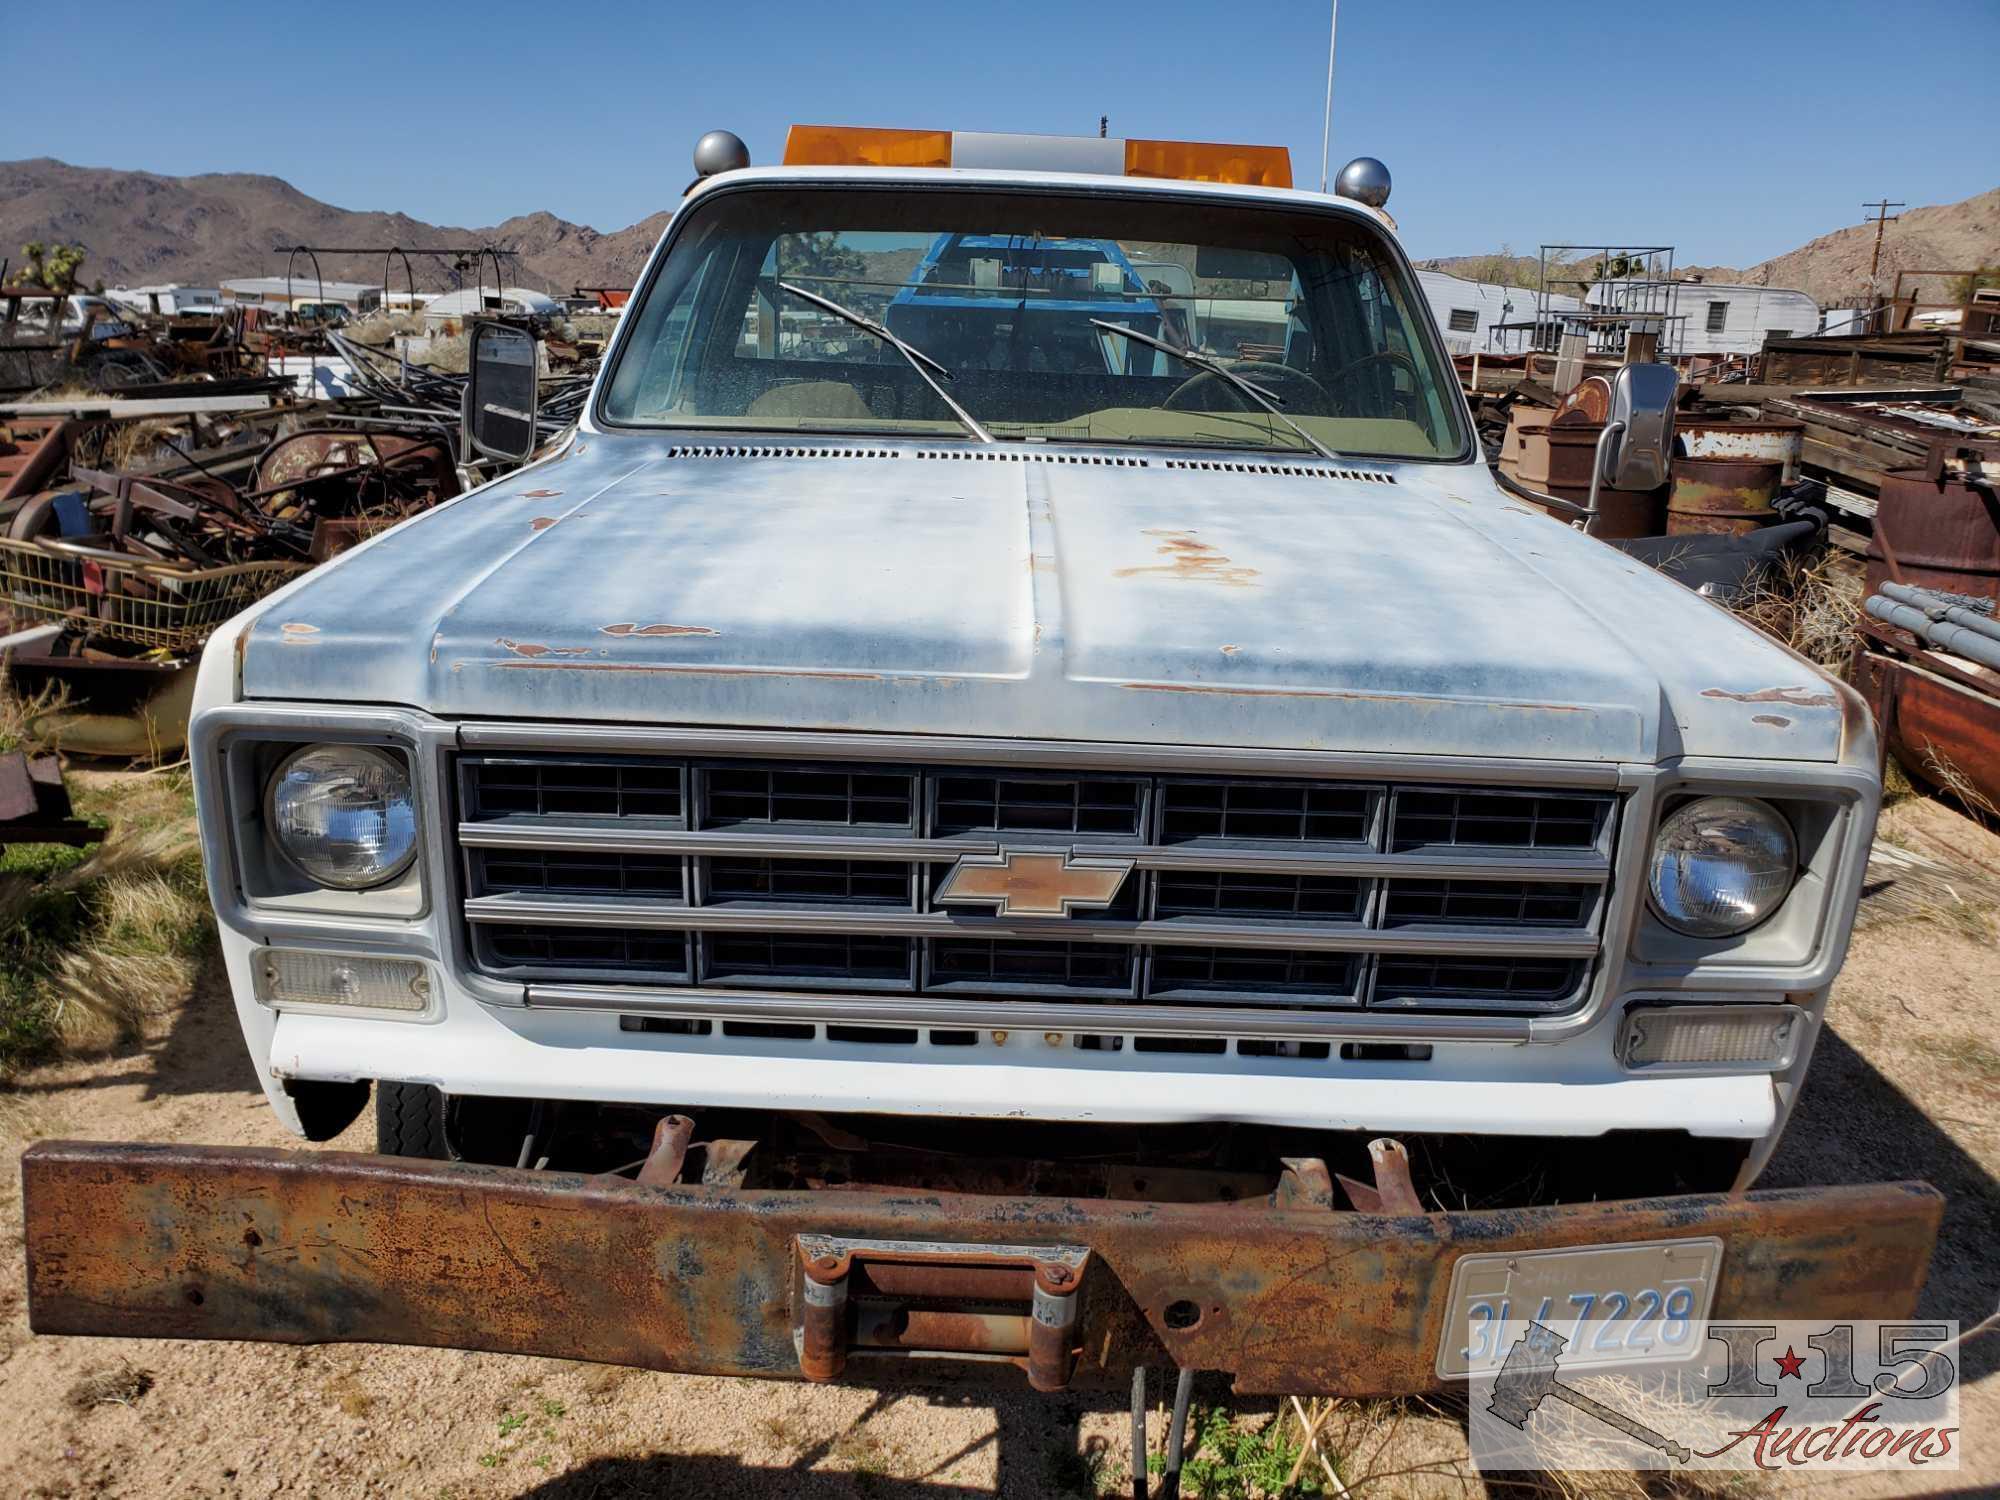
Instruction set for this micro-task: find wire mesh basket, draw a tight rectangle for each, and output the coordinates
[0,537,305,655]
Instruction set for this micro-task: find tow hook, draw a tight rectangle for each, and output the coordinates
[794,1235,1091,1390]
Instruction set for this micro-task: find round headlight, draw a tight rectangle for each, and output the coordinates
[1647,796,1796,938]
[267,745,419,890]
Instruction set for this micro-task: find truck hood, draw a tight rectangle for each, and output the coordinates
[239,435,1849,763]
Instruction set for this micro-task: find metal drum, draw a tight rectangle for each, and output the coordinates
[1666,457,1782,536]
[1865,455,2000,604]
[1673,419,1804,482]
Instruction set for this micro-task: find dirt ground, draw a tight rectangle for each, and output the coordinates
[1,797,1997,1499]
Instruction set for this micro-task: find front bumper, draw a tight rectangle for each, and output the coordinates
[22,1142,1941,1397]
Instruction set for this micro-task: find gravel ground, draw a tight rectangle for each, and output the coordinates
[1,799,1996,1498]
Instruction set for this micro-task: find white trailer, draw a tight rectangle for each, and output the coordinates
[1415,270,1582,354]
[1595,281,1819,356]
[105,284,224,318]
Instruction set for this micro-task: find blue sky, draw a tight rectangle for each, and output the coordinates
[5,0,1995,267]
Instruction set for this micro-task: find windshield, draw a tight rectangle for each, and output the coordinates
[600,186,1466,462]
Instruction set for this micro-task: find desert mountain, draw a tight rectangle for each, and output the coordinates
[6,158,1995,310]
[0,158,672,294]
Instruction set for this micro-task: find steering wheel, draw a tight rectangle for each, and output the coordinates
[1163,360,1335,417]
[1324,348,1422,396]
[1323,349,1436,440]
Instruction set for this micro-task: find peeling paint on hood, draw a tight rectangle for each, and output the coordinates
[238,436,1848,763]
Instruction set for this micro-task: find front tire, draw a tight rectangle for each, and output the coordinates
[374,1081,449,1158]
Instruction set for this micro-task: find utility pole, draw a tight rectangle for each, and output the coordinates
[1863,198,1904,280]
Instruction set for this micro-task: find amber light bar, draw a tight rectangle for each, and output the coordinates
[782,125,1292,188]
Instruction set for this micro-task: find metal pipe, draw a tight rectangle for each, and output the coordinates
[1160,1367,1197,1499]
[1318,1,1338,193]
[1878,581,2000,645]
[1866,596,2000,671]
[1583,419,1627,524]
[1131,1367,1150,1500]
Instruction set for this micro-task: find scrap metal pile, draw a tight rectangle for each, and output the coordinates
[325,330,592,442]
[0,330,595,760]
[1472,370,1831,599]
[1848,438,2000,812]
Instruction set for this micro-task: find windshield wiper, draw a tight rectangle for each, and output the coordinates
[1088,319,1342,462]
[777,280,994,445]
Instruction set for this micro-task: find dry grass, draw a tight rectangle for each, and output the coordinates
[66,1364,156,1412]
[1919,745,1999,821]
[43,868,207,1052]
[1487,1371,1770,1498]
[339,310,429,345]
[1726,549,1864,670]
[0,756,206,1074]
[0,666,69,755]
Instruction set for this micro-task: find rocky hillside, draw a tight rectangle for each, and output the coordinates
[0,158,671,294]
[1735,187,1999,304]
[1427,186,1998,304]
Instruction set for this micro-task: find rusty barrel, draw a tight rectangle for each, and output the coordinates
[1512,423,1665,537]
[1502,415,1553,487]
[1673,418,1804,482]
[1666,457,1782,536]
[1865,460,2000,604]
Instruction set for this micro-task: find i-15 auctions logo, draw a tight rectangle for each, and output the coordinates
[1468,1319,1961,1473]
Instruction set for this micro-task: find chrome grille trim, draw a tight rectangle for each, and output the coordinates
[453,743,1620,1027]
[459,821,1609,881]
[458,723,1625,788]
[462,893,1602,956]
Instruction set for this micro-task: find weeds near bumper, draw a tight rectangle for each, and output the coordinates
[0,761,206,1076]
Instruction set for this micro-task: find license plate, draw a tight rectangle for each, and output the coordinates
[1435,1237,1723,1379]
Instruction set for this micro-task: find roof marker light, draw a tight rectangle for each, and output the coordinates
[783,124,952,169]
[781,125,1292,188]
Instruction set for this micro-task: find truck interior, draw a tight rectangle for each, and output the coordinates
[600,186,1467,462]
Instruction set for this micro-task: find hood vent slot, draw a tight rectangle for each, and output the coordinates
[1161,458,1396,484]
[913,450,1149,467]
[657,445,1391,480]
[664,445,905,461]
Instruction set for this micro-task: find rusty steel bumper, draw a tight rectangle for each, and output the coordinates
[21,1142,1942,1397]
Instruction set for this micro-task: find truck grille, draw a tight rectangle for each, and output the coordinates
[455,753,1617,1027]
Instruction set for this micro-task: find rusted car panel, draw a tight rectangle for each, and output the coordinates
[22,1142,1941,1397]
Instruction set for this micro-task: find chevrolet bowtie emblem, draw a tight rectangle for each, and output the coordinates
[935,849,1134,918]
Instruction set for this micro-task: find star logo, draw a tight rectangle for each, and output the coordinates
[1773,1345,1807,1381]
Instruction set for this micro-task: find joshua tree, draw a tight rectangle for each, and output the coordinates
[19,241,88,296]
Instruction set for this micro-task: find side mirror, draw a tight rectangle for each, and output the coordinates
[462,321,539,462]
[1598,362,1677,491]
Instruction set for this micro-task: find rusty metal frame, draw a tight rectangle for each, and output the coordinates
[21,1142,1942,1397]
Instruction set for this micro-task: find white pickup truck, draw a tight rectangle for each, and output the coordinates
[23,127,1938,1401]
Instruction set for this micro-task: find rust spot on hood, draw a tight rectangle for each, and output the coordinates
[1220,645,1241,656]
[496,638,591,659]
[529,516,561,531]
[279,622,319,643]
[601,622,721,638]
[1115,529,1258,587]
[1752,714,1792,728]
[1702,686,1836,708]
[521,489,563,498]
